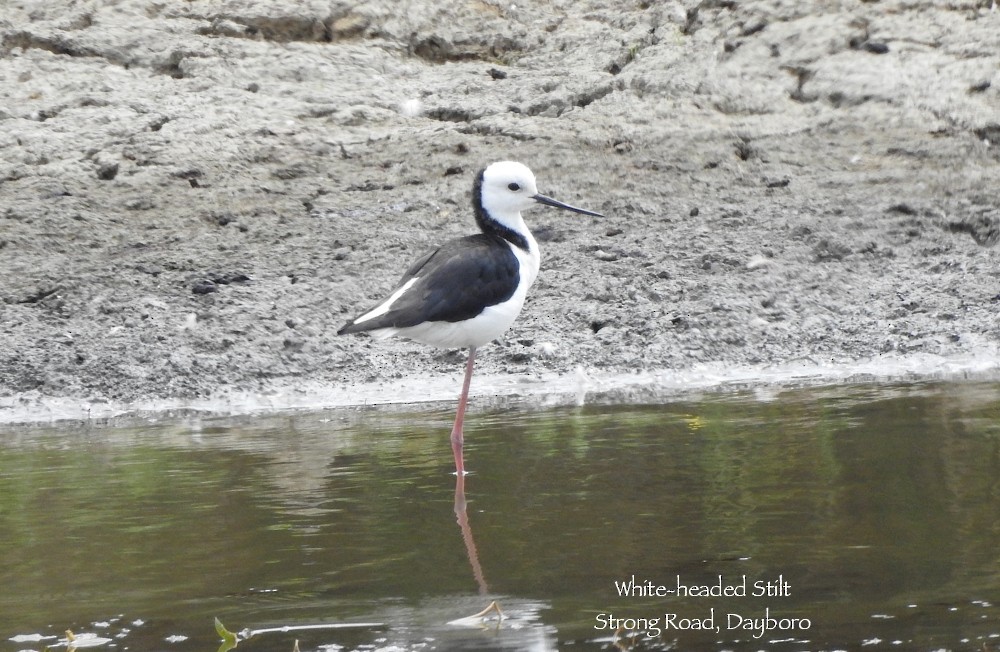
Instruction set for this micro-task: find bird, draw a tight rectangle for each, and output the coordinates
[338,161,603,476]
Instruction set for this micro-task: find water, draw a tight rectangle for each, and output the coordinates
[2,381,999,651]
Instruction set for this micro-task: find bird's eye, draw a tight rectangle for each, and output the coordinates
[507,182,521,191]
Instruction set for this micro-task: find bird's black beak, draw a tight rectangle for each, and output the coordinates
[532,193,604,217]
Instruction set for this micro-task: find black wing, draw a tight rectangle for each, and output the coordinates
[338,233,520,333]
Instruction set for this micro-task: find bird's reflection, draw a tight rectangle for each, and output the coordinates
[453,473,489,595]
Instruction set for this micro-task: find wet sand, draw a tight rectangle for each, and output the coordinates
[2,0,998,422]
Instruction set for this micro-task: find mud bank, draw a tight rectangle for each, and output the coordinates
[2,0,998,422]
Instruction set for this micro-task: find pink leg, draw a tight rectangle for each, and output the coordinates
[450,346,477,476]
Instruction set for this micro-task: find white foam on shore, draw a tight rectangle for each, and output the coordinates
[1,348,999,426]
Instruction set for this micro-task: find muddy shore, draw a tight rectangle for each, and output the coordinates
[1,0,998,423]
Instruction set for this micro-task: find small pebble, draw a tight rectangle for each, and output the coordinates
[191,280,217,294]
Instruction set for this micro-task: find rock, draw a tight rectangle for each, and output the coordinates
[95,162,118,180]
[192,281,217,295]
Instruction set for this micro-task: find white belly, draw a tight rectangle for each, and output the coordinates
[389,296,525,348]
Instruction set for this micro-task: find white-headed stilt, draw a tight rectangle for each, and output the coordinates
[338,161,603,476]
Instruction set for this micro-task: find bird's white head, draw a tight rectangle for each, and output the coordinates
[479,161,540,224]
[476,161,603,234]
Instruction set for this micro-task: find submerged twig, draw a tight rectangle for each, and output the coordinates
[214,617,384,652]
[243,622,385,637]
